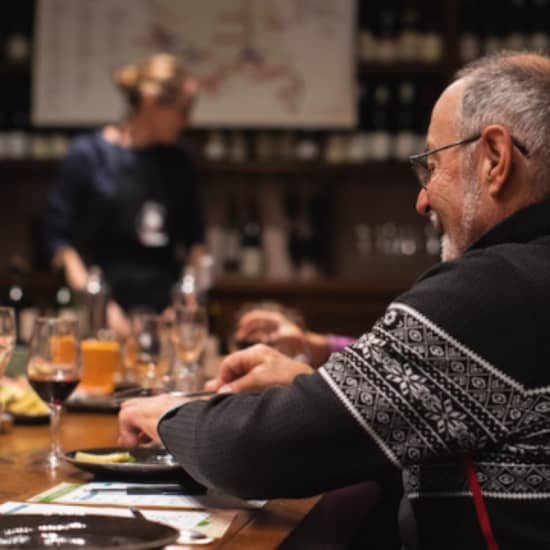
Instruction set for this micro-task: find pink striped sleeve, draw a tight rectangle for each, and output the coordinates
[327,334,356,353]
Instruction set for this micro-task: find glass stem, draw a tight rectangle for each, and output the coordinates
[146,361,157,388]
[49,404,62,458]
[0,386,5,434]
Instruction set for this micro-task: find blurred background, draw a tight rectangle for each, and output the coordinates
[0,0,546,347]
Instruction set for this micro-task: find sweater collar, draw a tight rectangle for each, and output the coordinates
[468,199,550,252]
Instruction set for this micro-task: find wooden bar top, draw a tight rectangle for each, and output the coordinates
[0,412,321,549]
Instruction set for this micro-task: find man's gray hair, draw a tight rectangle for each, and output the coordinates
[454,50,550,200]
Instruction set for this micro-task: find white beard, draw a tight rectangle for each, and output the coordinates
[432,177,481,262]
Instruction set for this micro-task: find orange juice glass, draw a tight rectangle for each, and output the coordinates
[50,334,77,364]
[80,339,121,394]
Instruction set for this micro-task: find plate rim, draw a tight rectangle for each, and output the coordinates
[63,446,181,472]
[0,512,180,550]
[9,412,50,424]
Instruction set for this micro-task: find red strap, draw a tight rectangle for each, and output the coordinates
[462,453,499,550]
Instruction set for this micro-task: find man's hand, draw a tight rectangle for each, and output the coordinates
[118,394,189,447]
[205,344,314,393]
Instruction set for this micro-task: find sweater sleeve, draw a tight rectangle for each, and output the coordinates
[158,372,397,500]
[41,136,94,262]
[158,248,541,501]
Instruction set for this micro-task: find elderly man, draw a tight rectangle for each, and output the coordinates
[119,51,550,549]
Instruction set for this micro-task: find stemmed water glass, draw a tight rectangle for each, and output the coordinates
[0,307,16,461]
[171,305,208,392]
[130,313,170,390]
[25,316,80,470]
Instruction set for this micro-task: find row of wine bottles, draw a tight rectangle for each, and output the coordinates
[357,0,550,66]
[206,189,328,281]
[199,79,435,164]
[357,1,443,64]
[1,257,109,344]
[459,0,550,63]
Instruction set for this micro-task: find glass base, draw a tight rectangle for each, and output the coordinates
[27,449,65,471]
[172,362,203,392]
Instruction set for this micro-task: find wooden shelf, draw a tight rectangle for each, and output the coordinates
[0,159,61,181]
[358,61,449,80]
[0,61,30,76]
[0,158,417,184]
[212,274,412,296]
[199,160,415,182]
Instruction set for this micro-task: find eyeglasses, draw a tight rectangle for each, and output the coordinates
[409,133,530,189]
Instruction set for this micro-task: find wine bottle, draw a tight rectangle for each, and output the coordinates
[83,265,109,337]
[504,0,528,52]
[221,197,241,273]
[54,267,77,319]
[240,196,264,278]
[459,0,481,63]
[2,256,37,344]
[377,6,398,64]
[369,83,393,161]
[529,0,550,53]
[418,1,443,63]
[393,81,417,161]
[398,4,421,62]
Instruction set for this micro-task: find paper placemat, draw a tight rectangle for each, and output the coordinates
[30,481,266,510]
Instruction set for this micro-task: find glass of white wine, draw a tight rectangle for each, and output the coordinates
[171,305,208,392]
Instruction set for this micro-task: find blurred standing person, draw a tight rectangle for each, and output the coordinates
[42,53,205,337]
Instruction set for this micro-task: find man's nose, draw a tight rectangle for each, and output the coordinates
[415,188,430,216]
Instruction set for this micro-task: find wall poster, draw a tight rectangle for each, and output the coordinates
[33,0,356,128]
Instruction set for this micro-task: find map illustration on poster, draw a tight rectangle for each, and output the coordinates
[33,0,356,127]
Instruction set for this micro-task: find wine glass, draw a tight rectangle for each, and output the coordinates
[131,313,170,390]
[0,307,16,461]
[171,305,208,392]
[25,316,80,470]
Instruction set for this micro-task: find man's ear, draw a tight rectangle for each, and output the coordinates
[479,125,513,197]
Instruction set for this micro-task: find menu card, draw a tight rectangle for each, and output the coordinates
[29,481,266,510]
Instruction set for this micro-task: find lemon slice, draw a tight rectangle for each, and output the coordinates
[74,451,134,464]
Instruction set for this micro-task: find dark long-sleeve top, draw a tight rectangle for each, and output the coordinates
[41,131,204,312]
[159,199,550,550]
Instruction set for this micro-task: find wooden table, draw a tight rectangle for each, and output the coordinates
[0,411,323,549]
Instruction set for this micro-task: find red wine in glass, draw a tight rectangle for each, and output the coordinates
[25,317,81,470]
[28,377,80,407]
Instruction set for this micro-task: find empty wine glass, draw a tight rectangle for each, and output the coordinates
[25,316,80,470]
[0,307,16,461]
[171,305,208,392]
[131,313,170,390]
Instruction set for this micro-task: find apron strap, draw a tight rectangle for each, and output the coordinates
[462,453,499,550]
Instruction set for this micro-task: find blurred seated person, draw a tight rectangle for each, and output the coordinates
[41,52,205,337]
[206,301,355,393]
